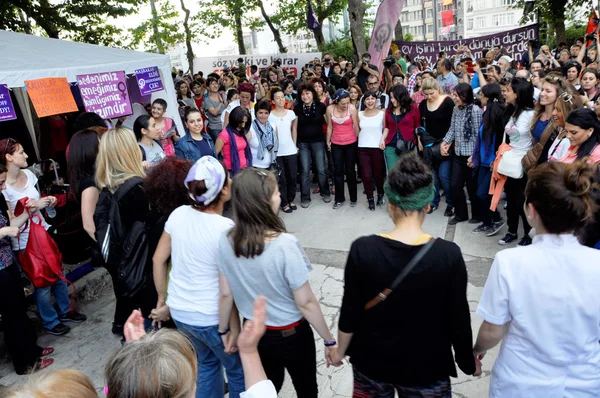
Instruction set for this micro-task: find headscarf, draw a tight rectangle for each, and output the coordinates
[332,89,350,104]
[252,118,278,161]
[184,156,226,205]
[226,125,253,175]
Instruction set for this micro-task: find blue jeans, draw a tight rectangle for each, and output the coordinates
[35,278,71,329]
[174,320,244,398]
[208,128,221,144]
[432,159,453,208]
[299,142,330,202]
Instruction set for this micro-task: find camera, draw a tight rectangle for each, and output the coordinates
[383,55,395,68]
[586,32,597,41]
[362,60,368,66]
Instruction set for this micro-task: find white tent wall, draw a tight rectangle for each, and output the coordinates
[0,30,185,155]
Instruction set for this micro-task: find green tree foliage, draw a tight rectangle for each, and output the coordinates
[320,36,355,61]
[128,0,184,54]
[0,0,142,45]
[512,0,592,45]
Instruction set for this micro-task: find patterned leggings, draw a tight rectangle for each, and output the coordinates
[353,368,451,398]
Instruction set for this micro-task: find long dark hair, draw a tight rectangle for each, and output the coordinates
[481,84,508,145]
[510,77,534,120]
[229,168,286,258]
[564,108,600,160]
[144,158,193,216]
[388,85,413,114]
[454,83,474,105]
[67,130,99,201]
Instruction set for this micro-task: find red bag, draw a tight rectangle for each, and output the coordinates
[15,198,65,289]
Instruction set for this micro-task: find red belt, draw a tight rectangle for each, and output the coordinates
[265,318,306,331]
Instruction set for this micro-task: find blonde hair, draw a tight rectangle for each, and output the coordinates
[3,369,98,398]
[95,128,145,192]
[531,75,578,130]
[104,329,197,398]
[420,77,443,94]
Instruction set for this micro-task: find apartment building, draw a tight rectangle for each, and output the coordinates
[464,0,523,38]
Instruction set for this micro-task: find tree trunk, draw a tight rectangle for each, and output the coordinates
[395,19,403,41]
[179,0,195,74]
[313,27,326,51]
[232,1,245,55]
[554,19,566,47]
[257,0,287,53]
[348,0,367,62]
[149,0,165,54]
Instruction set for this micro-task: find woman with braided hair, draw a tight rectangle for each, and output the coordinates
[330,152,477,396]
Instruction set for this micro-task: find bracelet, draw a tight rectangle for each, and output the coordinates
[217,327,230,336]
[324,339,337,347]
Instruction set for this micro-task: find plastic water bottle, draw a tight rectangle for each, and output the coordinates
[46,207,56,219]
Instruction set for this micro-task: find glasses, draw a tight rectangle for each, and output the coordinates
[3,138,15,154]
[368,81,379,85]
[559,92,573,105]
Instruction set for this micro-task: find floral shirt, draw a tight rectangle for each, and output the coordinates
[0,210,13,270]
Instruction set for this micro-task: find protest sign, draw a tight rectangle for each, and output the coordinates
[77,71,132,119]
[194,53,322,78]
[0,85,17,122]
[393,24,539,66]
[24,78,78,118]
[135,66,164,96]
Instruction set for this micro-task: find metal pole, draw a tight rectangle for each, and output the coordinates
[433,0,439,40]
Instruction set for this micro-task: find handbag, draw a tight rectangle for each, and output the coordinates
[15,198,68,289]
[497,131,524,179]
[420,117,448,161]
[394,113,415,156]
[364,238,436,310]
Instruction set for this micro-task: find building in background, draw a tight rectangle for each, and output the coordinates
[464,0,523,38]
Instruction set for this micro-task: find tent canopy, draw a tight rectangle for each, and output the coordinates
[0,30,183,151]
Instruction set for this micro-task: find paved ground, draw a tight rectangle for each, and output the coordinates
[0,188,525,397]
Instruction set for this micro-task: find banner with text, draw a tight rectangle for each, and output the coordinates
[0,85,16,122]
[25,78,78,118]
[394,24,539,67]
[135,66,164,96]
[77,71,132,119]
[194,53,322,78]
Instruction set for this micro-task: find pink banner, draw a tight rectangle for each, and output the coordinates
[367,0,406,72]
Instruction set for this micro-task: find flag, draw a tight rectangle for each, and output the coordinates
[307,0,321,31]
[441,10,454,26]
[367,0,406,72]
[440,25,454,37]
[523,0,534,15]
[586,7,598,47]
[442,0,453,6]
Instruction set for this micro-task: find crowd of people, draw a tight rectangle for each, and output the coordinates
[0,34,599,398]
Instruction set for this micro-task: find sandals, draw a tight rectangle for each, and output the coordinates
[42,347,54,357]
[36,358,54,371]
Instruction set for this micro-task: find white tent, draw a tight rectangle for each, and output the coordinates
[0,30,183,157]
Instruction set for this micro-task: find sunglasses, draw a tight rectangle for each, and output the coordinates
[559,92,573,105]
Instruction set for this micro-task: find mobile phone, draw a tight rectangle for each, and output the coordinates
[480,67,488,74]
[466,61,475,74]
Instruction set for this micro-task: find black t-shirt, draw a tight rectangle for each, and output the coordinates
[77,175,96,201]
[419,97,455,140]
[294,102,327,143]
[339,235,476,386]
[357,64,380,92]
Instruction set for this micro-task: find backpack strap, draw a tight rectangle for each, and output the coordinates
[139,145,146,162]
[114,177,144,202]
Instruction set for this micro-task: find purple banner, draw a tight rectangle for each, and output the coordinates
[135,66,164,96]
[76,71,132,119]
[393,24,539,67]
[0,85,17,122]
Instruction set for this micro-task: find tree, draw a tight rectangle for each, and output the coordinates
[128,0,183,54]
[394,19,403,41]
[348,0,367,61]
[513,0,592,45]
[179,0,195,73]
[270,0,348,50]
[196,0,254,54]
[255,0,287,53]
[1,0,142,46]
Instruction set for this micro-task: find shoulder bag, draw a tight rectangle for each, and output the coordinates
[394,112,416,155]
[497,129,524,179]
[364,238,436,310]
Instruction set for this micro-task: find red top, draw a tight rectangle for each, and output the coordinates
[384,103,420,145]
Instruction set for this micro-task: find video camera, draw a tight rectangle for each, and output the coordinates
[383,55,396,68]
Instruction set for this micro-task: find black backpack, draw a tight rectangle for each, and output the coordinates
[94,177,148,298]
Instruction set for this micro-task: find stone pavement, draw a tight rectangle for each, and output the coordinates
[0,189,523,397]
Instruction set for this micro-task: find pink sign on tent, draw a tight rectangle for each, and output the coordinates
[76,71,132,119]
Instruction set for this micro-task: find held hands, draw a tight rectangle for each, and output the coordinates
[467,156,474,168]
[379,139,386,150]
[149,305,171,329]
[326,345,344,367]
[222,330,239,355]
[472,349,486,377]
[440,141,450,157]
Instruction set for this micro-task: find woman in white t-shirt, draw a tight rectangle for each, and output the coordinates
[475,160,600,397]
[247,100,278,170]
[358,91,386,211]
[498,77,535,246]
[269,87,298,213]
[1,138,86,336]
[152,156,244,398]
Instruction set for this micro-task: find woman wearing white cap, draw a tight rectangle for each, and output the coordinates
[152,156,245,398]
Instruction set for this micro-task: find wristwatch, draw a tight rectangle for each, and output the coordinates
[218,327,230,336]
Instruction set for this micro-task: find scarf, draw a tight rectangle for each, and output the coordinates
[463,104,474,141]
[226,125,253,175]
[253,119,278,161]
